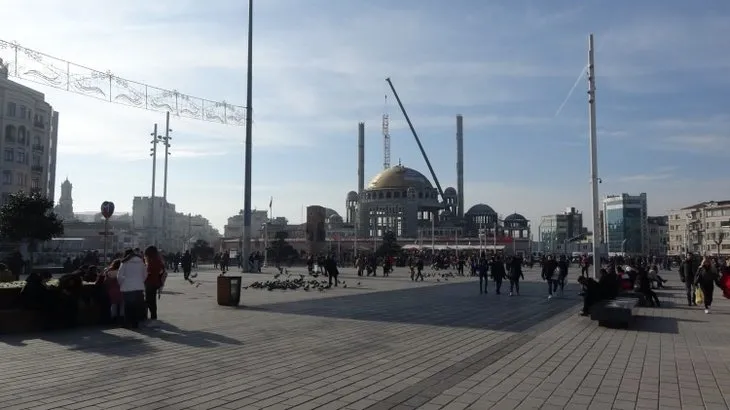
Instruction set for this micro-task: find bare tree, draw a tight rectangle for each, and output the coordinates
[714,230,725,256]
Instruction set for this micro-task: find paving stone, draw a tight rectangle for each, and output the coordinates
[2,267,730,410]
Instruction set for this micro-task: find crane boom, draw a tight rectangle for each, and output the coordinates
[385,77,446,202]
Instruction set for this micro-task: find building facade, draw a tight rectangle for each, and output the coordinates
[132,196,220,250]
[647,216,669,256]
[223,209,268,239]
[603,193,648,255]
[0,61,59,204]
[668,200,730,256]
[539,207,585,253]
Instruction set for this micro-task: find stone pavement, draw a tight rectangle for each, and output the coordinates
[0,266,729,410]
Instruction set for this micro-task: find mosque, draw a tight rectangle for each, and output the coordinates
[333,116,532,255]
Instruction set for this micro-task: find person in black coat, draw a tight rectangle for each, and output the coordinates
[541,255,559,299]
[637,266,660,307]
[325,255,339,287]
[490,255,506,295]
[508,255,524,296]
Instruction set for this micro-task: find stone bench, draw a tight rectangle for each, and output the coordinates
[590,297,640,328]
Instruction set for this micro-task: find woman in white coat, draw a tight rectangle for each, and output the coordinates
[116,249,148,328]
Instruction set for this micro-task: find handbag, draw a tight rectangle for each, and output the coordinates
[695,288,704,305]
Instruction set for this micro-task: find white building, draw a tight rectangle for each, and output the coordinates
[223,209,268,239]
[668,200,730,256]
[132,196,220,250]
[0,60,59,204]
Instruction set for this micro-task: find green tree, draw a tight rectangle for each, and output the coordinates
[192,239,215,260]
[376,230,401,257]
[0,191,64,270]
[268,230,297,266]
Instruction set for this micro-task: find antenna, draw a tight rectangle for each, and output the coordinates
[382,94,391,169]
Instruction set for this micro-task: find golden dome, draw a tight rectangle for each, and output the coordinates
[367,165,433,190]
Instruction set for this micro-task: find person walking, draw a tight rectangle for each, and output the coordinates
[508,255,524,296]
[680,253,700,306]
[542,255,558,299]
[478,256,489,294]
[695,257,720,314]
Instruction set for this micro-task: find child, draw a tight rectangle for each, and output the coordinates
[105,259,123,323]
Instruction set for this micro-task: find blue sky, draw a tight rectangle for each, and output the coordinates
[2,0,729,231]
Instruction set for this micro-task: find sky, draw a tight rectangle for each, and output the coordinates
[1,0,729,233]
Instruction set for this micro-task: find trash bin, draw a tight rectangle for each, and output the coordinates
[217,276,242,306]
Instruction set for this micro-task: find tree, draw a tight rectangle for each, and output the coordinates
[192,239,215,260]
[714,230,725,256]
[268,230,298,266]
[376,230,401,258]
[0,191,64,270]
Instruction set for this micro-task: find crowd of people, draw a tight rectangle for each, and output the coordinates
[577,252,730,315]
[19,246,169,330]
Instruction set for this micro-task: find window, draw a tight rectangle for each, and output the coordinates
[17,126,26,145]
[33,135,41,145]
[4,149,13,162]
[1,193,9,206]
[16,150,26,164]
[31,178,40,190]
[6,102,16,117]
[2,170,11,185]
[32,154,41,167]
[4,125,16,143]
[19,105,26,119]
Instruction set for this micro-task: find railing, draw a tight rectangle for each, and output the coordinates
[33,121,45,129]
[32,144,43,152]
[31,165,43,173]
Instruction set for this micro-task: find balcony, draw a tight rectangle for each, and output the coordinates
[31,165,43,173]
[32,144,44,152]
[33,121,45,129]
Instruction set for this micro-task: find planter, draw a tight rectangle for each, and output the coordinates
[0,287,21,309]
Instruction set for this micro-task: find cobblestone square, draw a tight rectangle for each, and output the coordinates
[1,266,728,410]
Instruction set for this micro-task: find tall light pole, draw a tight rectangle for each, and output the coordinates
[241,0,254,271]
[161,111,172,250]
[587,33,601,279]
[149,123,159,246]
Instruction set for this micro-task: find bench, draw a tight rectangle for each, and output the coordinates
[590,297,640,328]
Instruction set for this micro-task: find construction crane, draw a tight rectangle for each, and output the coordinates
[382,95,391,169]
[385,77,446,203]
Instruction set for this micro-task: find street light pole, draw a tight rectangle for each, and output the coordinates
[149,124,159,246]
[587,33,601,279]
[241,0,254,272]
[161,111,171,250]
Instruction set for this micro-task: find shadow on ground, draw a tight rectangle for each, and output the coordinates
[632,315,704,334]
[246,280,581,331]
[0,322,242,354]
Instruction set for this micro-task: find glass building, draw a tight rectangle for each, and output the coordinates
[603,193,648,255]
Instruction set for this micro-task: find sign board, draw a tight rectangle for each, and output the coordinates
[100,201,115,219]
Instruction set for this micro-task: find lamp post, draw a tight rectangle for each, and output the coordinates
[161,111,172,250]
[149,124,160,246]
[241,0,254,271]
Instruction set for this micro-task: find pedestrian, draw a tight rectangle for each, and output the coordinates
[542,255,558,299]
[695,257,720,314]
